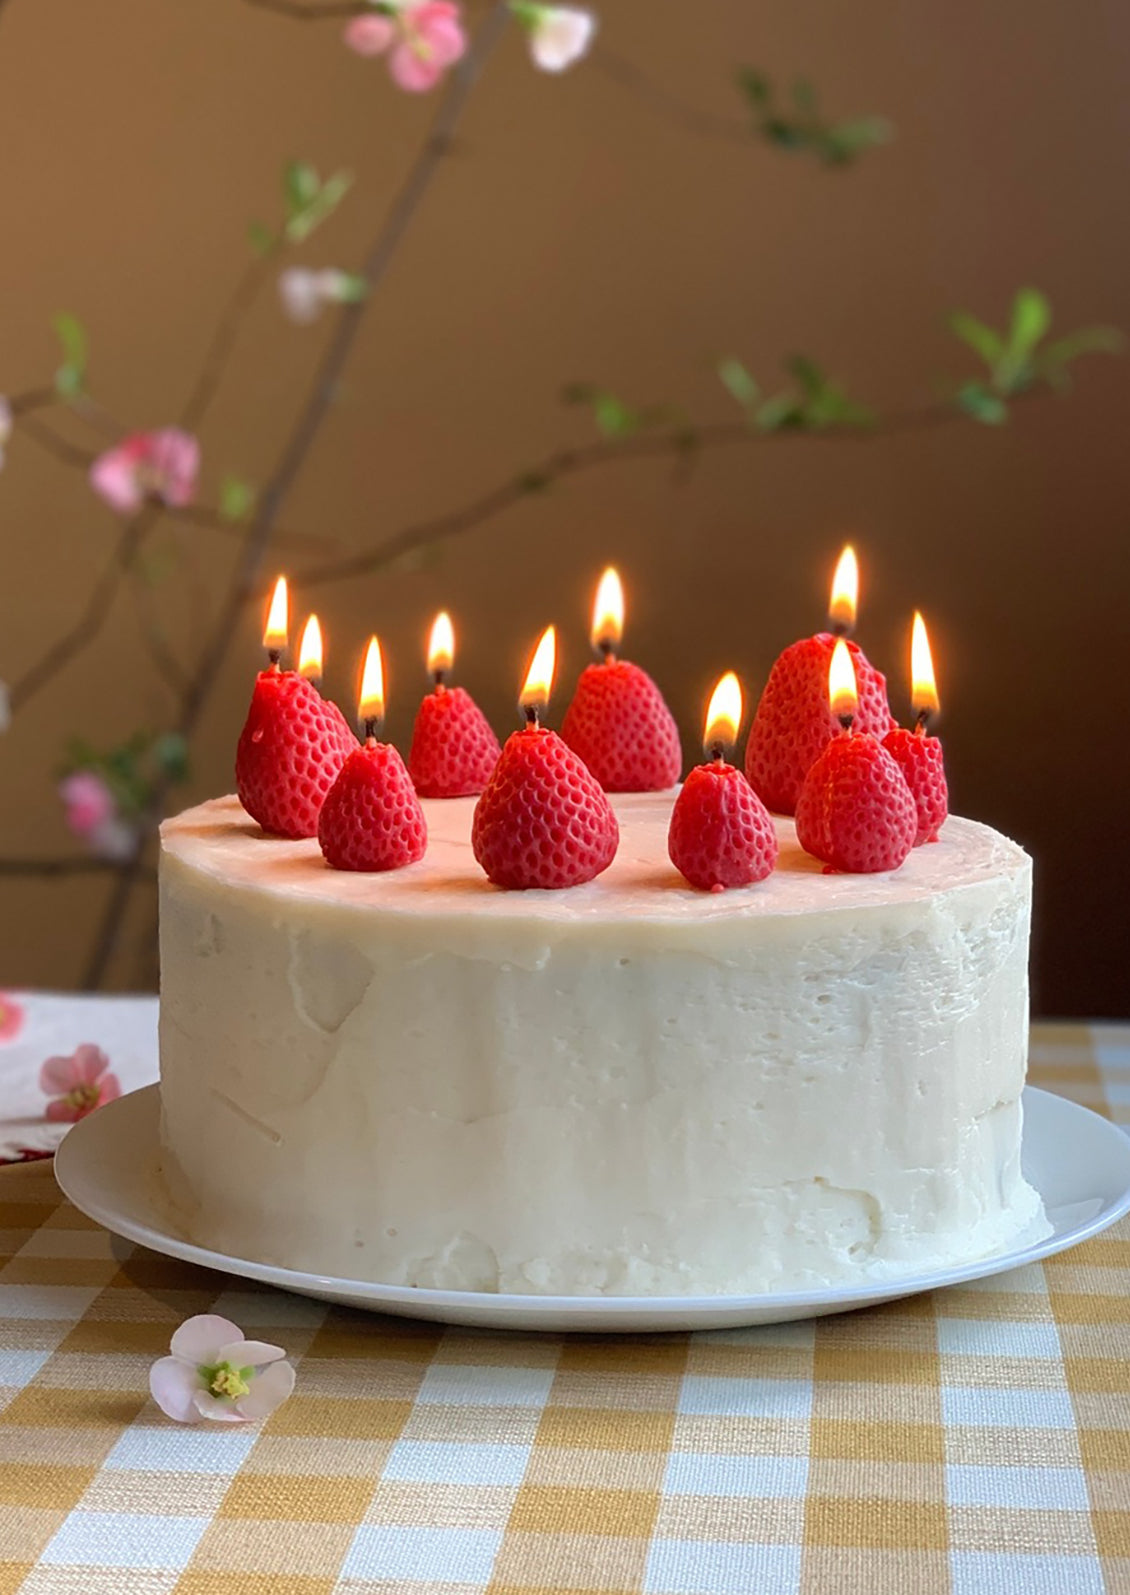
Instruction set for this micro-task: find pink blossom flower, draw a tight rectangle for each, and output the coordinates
[150,1315,295,1425]
[525,5,596,72]
[39,1044,122,1123]
[58,771,138,860]
[0,395,11,471]
[90,428,199,515]
[0,993,25,1043]
[344,2,467,92]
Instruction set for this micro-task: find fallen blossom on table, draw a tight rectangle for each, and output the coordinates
[515,3,596,72]
[150,1315,296,1425]
[0,993,25,1043]
[39,1043,121,1122]
[344,2,467,92]
[278,267,358,325]
[58,771,138,861]
[90,427,199,514]
[0,395,10,470]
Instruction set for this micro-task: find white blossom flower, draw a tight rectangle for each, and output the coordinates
[150,1314,295,1425]
[525,5,596,73]
[278,267,357,325]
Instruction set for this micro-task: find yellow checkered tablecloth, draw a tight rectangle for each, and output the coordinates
[1,1022,1129,1595]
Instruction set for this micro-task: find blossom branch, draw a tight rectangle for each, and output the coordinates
[180,246,282,430]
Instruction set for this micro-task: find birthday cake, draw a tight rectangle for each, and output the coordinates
[156,791,1047,1296]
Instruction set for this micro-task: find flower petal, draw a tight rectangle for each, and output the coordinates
[97,1072,122,1106]
[343,14,395,55]
[169,1314,244,1364]
[73,1044,110,1086]
[39,1053,79,1095]
[44,1097,80,1123]
[90,445,144,514]
[389,40,445,91]
[149,1357,202,1423]
[234,1358,296,1422]
[192,1388,250,1423]
[217,1339,287,1368]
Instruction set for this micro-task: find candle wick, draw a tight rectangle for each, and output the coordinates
[709,741,727,764]
[433,670,447,691]
[267,649,282,668]
[914,709,931,736]
[523,705,540,729]
[363,717,380,743]
[597,640,617,664]
[837,713,854,733]
[829,620,852,640]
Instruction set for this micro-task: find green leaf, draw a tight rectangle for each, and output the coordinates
[285,169,354,244]
[718,357,761,411]
[331,271,368,304]
[1039,325,1124,369]
[786,354,826,396]
[219,475,255,522]
[957,382,1008,425]
[819,116,893,165]
[1008,287,1051,361]
[949,311,1005,369]
[755,393,805,432]
[737,67,771,107]
[248,220,276,257]
[284,160,320,217]
[53,311,88,398]
[153,732,189,782]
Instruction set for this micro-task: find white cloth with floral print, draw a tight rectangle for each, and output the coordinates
[0,990,158,1160]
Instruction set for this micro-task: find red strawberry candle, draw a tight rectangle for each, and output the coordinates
[668,672,778,891]
[408,611,502,797]
[318,636,427,872]
[795,639,916,874]
[236,576,357,839]
[882,611,948,845]
[472,625,619,890]
[745,545,895,815]
[561,567,681,791]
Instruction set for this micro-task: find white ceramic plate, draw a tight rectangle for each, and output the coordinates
[55,1084,1130,1333]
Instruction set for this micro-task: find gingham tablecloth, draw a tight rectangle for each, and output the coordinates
[1,1019,1129,1595]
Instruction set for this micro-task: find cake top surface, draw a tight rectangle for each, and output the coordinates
[161,793,1028,925]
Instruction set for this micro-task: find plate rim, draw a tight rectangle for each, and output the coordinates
[53,1083,1130,1329]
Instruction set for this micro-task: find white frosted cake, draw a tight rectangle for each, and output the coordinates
[157,793,1046,1295]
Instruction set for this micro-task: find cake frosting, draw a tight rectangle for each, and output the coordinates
[157,793,1047,1296]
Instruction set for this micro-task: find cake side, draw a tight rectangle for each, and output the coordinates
[157,793,1046,1296]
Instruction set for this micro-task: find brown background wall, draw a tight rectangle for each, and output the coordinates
[1,0,1128,1013]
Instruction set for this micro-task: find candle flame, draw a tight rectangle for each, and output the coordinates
[911,611,940,718]
[591,567,624,653]
[828,545,858,634]
[428,611,455,677]
[520,625,556,719]
[704,671,743,757]
[263,575,289,654]
[298,614,323,680]
[828,637,858,722]
[358,635,385,726]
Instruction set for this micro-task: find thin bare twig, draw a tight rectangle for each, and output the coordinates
[15,413,97,470]
[180,246,281,430]
[592,48,755,145]
[79,2,512,991]
[0,857,155,879]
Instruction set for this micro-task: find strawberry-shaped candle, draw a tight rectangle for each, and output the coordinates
[668,672,778,891]
[408,611,502,797]
[795,639,916,874]
[472,625,619,889]
[561,567,681,791]
[236,576,357,839]
[745,545,894,814]
[318,636,427,872]
[882,611,948,845]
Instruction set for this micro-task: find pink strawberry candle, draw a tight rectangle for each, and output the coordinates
[236,576,357,839]
[668,672,778,891]
[882,611,948,845]
[472,625,618,890]
[795,640,916,874]
[318,636,427,872]
[408,611,501,798]
[745,545,895,815]
[561,567,681,791]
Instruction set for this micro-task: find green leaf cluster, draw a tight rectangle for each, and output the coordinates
[737,69,892,167]
[249,161,354,254]
[219,475,256,522]
[61,729,189,820]
[949,288,1122,424]
[561,383,681,438]
[53,312,88,399]
[719,355,875,431]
